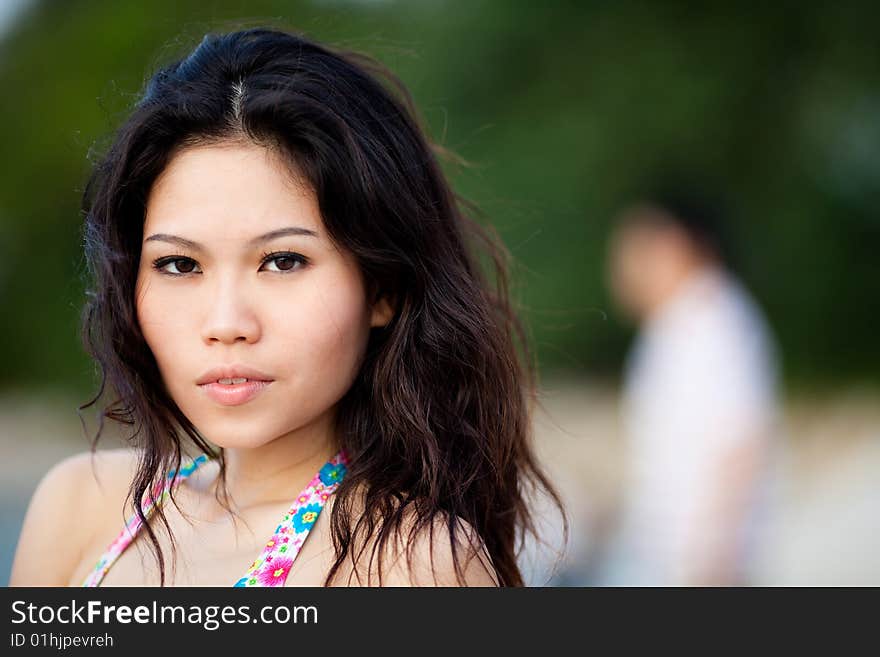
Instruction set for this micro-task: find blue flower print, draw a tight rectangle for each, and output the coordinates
[291,503,323,532]
[319,462,347,486]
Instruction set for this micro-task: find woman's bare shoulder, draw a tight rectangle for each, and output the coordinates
[327,488,499,587]
[40,448,142,509]
[8,448,140,586]
[381,512,500,587]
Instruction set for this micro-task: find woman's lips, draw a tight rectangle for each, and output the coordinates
[198,380,272,406]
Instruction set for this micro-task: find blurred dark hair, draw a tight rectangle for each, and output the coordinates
[619,175,738,271]
[79,27,564,586]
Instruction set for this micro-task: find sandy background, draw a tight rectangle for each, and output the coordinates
[2,380,878,586]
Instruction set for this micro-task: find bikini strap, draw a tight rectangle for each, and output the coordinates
[233,450,348,586]
[81,454,209,587]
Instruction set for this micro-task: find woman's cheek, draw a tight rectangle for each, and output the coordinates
[136,280,194,394]
[297,279,372,392]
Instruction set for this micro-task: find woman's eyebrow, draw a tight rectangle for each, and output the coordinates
[143,227,319,250]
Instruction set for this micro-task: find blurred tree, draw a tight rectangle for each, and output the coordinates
[0,0,877,396]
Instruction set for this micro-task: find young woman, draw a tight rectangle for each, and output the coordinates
[9,27,563,587]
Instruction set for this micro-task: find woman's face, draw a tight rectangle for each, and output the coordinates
[135,141,392,449]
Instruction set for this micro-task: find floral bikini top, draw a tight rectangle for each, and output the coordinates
[82,450,348,587]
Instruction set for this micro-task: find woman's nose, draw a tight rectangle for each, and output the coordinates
[200,280,261,345]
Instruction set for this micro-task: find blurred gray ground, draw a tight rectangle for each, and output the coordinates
[1,381,878,586]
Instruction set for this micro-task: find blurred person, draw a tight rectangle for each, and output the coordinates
[9,28,564,587]
[602,185,780,586]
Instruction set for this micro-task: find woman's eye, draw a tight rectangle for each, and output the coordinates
[261,252,307,273]
[153,257,200,275]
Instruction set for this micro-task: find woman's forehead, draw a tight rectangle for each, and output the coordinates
[144,141,323,243]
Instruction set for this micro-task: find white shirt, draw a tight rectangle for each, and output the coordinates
[609,266,779,585]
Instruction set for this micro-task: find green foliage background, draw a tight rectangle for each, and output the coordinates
[0,0,877,396]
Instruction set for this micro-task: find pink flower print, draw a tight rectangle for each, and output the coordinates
[109,535,128,552]
[257,556,293,586]
[297,494,309,505]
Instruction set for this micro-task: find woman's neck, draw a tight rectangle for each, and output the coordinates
[207,412,339,510]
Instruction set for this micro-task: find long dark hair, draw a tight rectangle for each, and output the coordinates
[80,27,564,586]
